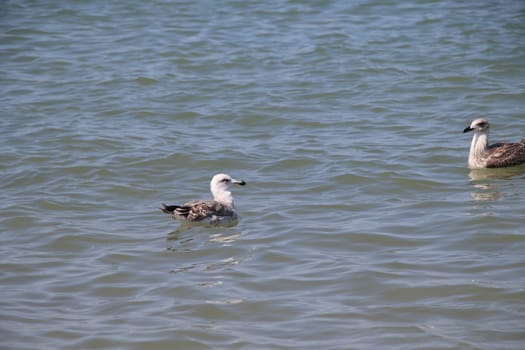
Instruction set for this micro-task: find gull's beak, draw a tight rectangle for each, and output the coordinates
[233,179,246,186]
[463,126,473,133]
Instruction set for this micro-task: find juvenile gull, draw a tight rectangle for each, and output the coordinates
[161,173,246,226]
[463,118,525,168]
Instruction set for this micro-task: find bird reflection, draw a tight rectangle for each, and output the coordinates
[166,226,241,246]
[468,166,525,201]
[165,227,243,275]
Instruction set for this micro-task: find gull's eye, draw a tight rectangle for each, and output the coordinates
[478,122,487,128]
[221,178,230,183]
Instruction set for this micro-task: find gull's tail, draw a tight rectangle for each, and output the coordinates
[161,203,181,214]
[161,203,192,218]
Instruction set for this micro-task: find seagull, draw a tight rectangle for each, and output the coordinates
[161,173,246,226]
[463,118,525,168]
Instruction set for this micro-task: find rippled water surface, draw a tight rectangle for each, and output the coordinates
[2,1,525,349]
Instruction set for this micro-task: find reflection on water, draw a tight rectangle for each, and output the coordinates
[470,183,502,202]
[166,226,243,275]
[209,233,240,244]
[469,166,525,201]
[166,226,241,245]
[469,166,525,181]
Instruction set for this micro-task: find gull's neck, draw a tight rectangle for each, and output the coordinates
[211,186,234,207]
[468,130,489,168]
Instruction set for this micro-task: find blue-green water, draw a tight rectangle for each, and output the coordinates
[2,1,525,349]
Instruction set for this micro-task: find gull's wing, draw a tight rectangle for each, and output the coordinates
[174,200,235,221]
[486,142,525,168]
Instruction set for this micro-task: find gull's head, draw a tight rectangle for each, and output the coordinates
[210,173,246,201]
[464,118,490,134]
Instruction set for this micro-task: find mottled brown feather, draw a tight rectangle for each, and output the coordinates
[486,142,525,168]
[172,200,236,222]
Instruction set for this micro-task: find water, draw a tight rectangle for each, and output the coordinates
[2,1,525,349]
